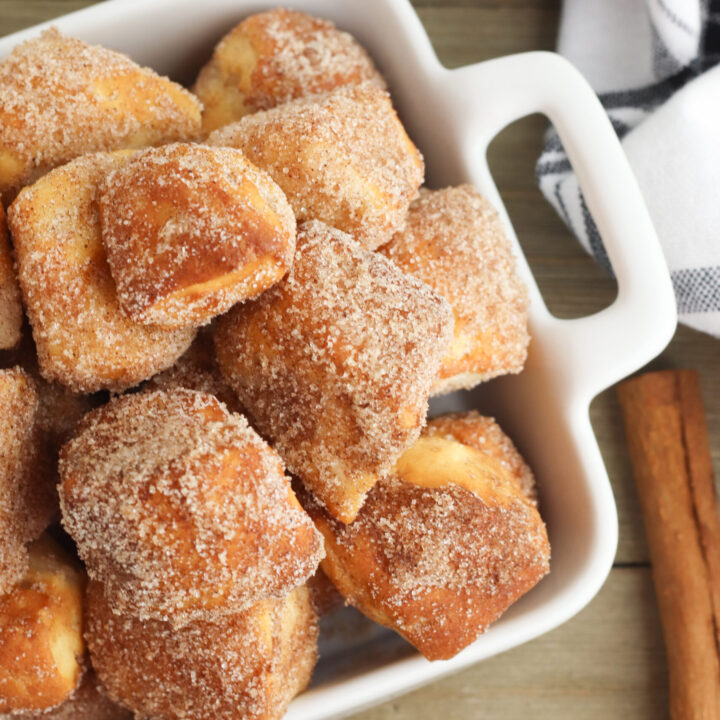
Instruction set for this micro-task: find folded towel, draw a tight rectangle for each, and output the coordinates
[537,0,720,337]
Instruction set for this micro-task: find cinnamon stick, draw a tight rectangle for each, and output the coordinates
[676,371,720,647]
[617,370,720,720]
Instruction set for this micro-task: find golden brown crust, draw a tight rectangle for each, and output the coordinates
[6,671,132,720]
[99,143,296,329]
[379,186,529,393]
[7,152,195,392]
[86,581,318,720]
[0,28,201,200]
[0,206,23,350]
[0,535,85,714]
[59,389,323,625]
[194,8,386,133]
[425,411,537,503]
[215,221,453,523]
[304,435,550,660]
[208,83,423,249]
[0,368,55,593]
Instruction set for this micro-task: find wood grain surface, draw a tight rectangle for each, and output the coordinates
[2,1,719,718]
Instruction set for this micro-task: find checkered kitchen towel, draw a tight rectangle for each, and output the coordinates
[537,0,720,337]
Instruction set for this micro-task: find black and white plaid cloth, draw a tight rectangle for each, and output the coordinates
[537,0,720,337]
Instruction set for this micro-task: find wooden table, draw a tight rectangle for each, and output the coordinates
[2,1,718,718]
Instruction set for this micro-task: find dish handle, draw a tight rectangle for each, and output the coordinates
[447,51,677,397]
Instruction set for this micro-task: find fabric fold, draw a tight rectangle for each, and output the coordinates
[537,0,720,337]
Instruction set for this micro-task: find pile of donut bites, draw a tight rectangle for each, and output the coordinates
[0,9,551,720]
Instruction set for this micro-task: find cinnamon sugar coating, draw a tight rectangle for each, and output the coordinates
[194,8,386,132]
[215,221,453,523]
[305,435,550,660]
[35,382,104,456]
[0,28,201,201]
[7,152,195,393]
[0,368,55,593]
[99,143,296,329]
[0,206,22,350]
[86,581,318,720]
[425,411,537,503]
[0,535,85,714]
[4,671,132,720]
[145,328,241,412]
[207,83,423,249]
[59,389,324,625]
[379,185,530,394]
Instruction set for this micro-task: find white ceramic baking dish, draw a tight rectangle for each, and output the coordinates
[0,1,677,717]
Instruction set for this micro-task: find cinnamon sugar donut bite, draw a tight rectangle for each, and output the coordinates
[59,389,323,625]
[0,206,22,350]
[208,82,424,249]
[379,185,530,394]
[215,221,453,523]
[7,152,195,392]
[194,8,385,132]
[86,581,318,720]
[0,28,201,201]
[304,434,550,660]
[0,535,85,715]
[0,367,55,594]
[425,411,537,503]
[99,143,296,329]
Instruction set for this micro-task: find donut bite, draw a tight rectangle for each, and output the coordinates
[305,430,550,660]
[208,82,424,249]
[0,206,22,350]
[0,535,85,715]
[379,185,530,394]
[86,581,317,720]
[0,367,55,594]
[194,8,386,132]
[215,220,453,523]
[7,152,194,392]
[0,28,201,201]
[425,410,537,503]
[59,389,323,625]
[99,143,296,329]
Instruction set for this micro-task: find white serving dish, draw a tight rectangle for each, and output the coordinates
[0,1,677,718]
